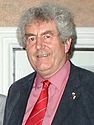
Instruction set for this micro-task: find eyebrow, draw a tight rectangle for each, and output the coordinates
[25,33,36,37]
[41,31,54,36]
[25,30,54,37]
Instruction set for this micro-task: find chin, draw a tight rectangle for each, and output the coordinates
[37,66,51,72]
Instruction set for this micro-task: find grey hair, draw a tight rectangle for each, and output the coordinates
[17,2,77,54]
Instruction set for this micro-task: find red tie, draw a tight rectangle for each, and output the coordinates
[25,80,50,125]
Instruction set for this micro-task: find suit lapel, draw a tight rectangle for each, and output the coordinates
[8,72,36,125]
[18,73,36,125]
[17,81,33,124]
[52,64,81,125]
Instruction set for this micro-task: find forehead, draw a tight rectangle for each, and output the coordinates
[25,20,58,34]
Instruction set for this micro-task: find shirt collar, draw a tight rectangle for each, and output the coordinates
[48,60,70,90]
[34,60,70,90]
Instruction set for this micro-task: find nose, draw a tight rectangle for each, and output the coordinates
[35,36,44,50]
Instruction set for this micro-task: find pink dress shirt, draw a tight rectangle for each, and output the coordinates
[22,61,70,125]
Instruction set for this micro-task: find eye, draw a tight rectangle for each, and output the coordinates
[27,36,36,42]
[43,34,52,39]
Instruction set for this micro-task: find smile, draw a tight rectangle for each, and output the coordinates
[37,53,50,58]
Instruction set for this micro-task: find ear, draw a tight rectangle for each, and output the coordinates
[65,38,72,53]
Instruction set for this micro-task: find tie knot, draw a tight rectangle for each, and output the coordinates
[43,80,51,88]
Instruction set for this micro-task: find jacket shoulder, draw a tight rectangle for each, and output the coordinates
[8,72,36,94]
[71,63,94,94]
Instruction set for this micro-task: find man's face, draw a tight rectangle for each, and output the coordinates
[25,21,71,78]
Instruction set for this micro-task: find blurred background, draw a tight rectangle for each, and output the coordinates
[0,0,94,27]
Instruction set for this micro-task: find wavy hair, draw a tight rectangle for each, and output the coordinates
[17,2,77,58]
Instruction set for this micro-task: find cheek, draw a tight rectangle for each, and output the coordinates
[54,44,65,56]
[26,48,34,62]
[26,45,35,56]
[53,46,65,60]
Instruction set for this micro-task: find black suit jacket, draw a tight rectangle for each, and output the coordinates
[3,63,94,125]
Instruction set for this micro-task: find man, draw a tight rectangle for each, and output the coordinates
[3,2,94,125]
[0,94,6,125]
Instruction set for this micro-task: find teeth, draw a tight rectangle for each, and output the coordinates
[43,54,48,57]
[36,51,50,58]
[37,54,48,58]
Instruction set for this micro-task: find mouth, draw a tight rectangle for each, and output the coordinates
[37,53,50,58]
